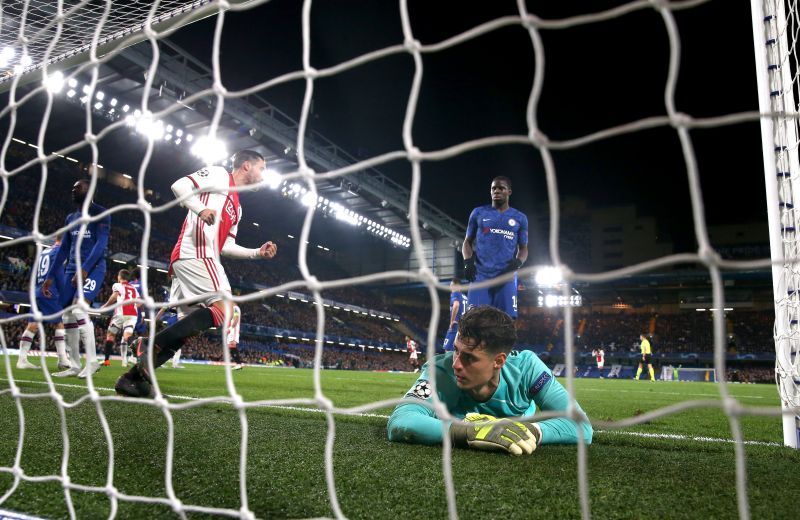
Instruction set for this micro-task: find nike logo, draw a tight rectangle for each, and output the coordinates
[482,218,491,221]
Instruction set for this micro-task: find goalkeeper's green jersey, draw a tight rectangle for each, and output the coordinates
[387,350,593,446]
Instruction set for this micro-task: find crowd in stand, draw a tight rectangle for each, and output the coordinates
[0,142,781,378]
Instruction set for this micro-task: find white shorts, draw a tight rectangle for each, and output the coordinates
[597,362,605,369]
[109,315,137,335]
[170,258,231,312]
[409,353,418,360]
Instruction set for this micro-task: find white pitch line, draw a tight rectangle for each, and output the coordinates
[583,387,768,399]
[2,378,784,447]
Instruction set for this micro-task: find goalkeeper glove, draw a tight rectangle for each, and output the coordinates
[501,257,523,275]
[464,257,477,282]
[450,413,540,456]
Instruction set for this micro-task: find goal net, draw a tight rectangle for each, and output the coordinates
[0,1,796,519]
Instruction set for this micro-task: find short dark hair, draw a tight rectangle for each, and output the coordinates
[451,277,461,284]
[492,176,512,190]
[130,267,140,280]
[233,150,265,169]
[457,305,516,355]
[117,269,130,281]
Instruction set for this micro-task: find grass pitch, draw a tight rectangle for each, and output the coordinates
[1,358,797,519]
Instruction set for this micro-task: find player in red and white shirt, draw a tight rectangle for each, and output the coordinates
[227,304,243,370]
[102,269,141,367]
[406,336,421,373]
[116,150,277,398]
[592,348,605,378]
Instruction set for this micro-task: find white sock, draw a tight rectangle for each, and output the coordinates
[18,330,35,363]
[63,312,82,369]
[73,310,96,364]
[172,348,182,367]
[120,339,128,364]
[54,330,69,366]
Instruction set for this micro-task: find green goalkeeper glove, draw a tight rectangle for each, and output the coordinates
[450,413,540,456]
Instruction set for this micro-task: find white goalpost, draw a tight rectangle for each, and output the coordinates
[751,0,800,449]
[2,0,799,519]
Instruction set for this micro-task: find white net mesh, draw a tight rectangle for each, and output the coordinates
[0,0,797,519]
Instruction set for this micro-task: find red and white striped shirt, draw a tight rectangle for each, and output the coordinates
[170,166,242,264]
[112,282,139,316]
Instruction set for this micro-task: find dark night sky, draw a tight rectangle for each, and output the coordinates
[169,0,766,250]
[4,1,769,255]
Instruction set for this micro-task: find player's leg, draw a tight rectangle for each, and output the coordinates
[55,309,82,377]
[491,275,518,319]
[53,323,69,369]
[466,285,491,311]
[104,322,119,367]
[647,362,655,381]
[76,264,105,379]
[635,362,643,380]
[441,328,458,353]
[17,322,39,369]
[117,259,230,397]
[230,342,242,370]
[170,348,183,368]
[120,326,134,367]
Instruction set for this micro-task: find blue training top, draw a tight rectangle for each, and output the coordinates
[387,350,592,446]
[465,205,528,280]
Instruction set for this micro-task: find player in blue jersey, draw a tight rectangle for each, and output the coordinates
[441,277,468,352]
[47,180,111,378]
[16,239,71,370]
[387,306,592,455]
[462,176,528,318]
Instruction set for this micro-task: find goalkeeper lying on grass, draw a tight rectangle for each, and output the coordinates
[387,305,592,455]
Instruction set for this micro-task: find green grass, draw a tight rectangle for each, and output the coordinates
[1,357,797,519]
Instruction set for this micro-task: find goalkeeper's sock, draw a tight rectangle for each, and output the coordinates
[635,367,642,380]
[648,366,655,381]
[104,340,114,362]
[18,329,35,363]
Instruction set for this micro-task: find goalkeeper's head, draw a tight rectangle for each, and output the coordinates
[452,306,516,392]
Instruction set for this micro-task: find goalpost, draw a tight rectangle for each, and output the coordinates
[751,0,800,449]
[1,1,799,519]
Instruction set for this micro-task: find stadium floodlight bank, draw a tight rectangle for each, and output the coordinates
[751,0,800,449]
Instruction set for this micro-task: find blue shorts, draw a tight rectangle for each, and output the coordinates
[28,295,65,324]
[441,327,458,352]
[63,263,106,305]
[467,274,518,318]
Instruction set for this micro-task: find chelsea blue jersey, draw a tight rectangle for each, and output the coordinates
[387,350,592,446]
[450,291,468,323]
[465,205,528,280]
[54,202,111,273]
[34,244,65,301]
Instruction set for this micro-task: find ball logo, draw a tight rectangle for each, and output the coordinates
[508,218,517,227]
[405,380,432,400]
[196,168,210,177]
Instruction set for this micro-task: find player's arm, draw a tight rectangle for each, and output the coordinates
[503,214,529,273]
[101,289,119,312]
[171,175,214,224]
[461,209,479,280]
[524,364,593,445]
[82,215,110,275]
[221,233,277,259]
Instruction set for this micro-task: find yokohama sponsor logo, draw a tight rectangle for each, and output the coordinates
[489,228,515,239]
